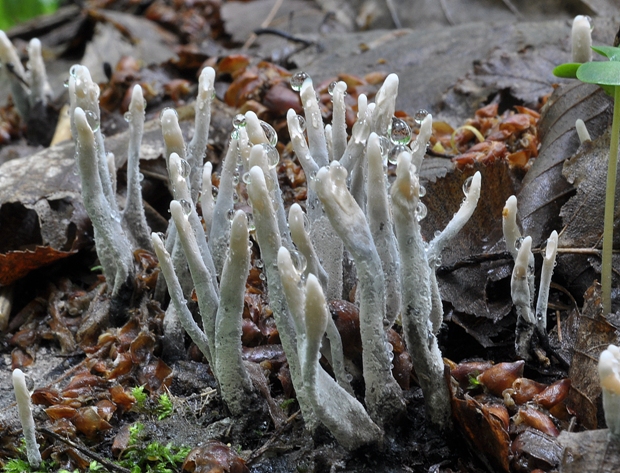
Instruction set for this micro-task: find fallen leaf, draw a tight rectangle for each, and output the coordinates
[0,246,77,285]
[518,82,612,247]
[563,283,616,429]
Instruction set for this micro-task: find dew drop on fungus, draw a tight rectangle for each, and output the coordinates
[179,199,192,215]
[378,136,391,157]
[227,209,235,221]
[327,81,338,96]
[178,159,191,179]
[256,259,264,269]
[124,111,132,122]
[415,202,427,221]
[85,110,100,131]
[156,232,166,244]
[69,65,79,77]
[63,78,69,88]
[462,176,473,195]
[233,114,246,129]
[290,71,309,91]
[389,117,411,145]
[242,172,252,184]
[290,250,307,274]
[388,144,408,165]
[230,129,239,140]
[515,236,524,250]
[260,121,278,146]
[232,192,239,203]
[262,143,280,169]
[418,185,426,198]
[259,273,266,281]
[414,109,429,125]
[138,173,144,182]
[434,230,441,238]
[296,115,306,132]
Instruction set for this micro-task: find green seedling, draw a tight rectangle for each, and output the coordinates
[131,385,148,408]
[120,422,190,473]
[554,45,620,314]
[156,393,173,420]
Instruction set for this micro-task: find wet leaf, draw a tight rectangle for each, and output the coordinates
[511,428,562,471]
[518,82,612,246]
[451,394,511,473]
[563,283,615,429]
[182,441,249,473]
[559,429,620,472]
[0,246,77,285]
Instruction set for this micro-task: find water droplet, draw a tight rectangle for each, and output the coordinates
[232,192,239,203]
[242,172,252,185]
[261,143,280,169]
[232,171,240,186]
[418,185,426,198]
[124,112,133,123]
[63,78,69,88]
[233,114,246,129]
[256,259,264,269]
[290,250,307,274]
[296,115,306,132]
[259,273,266,281]
[178,158,191,179]
[138,172,144,182]
[212,186,219,200]
[345,373,353,382]
[414,109,429,125]
[389,117,411,145]
[230,129,239,140]
[388,144,408,164]
[462,176,473,195]
[143,99,148,109]
[85,110,100,132]
[156,231,166,244]
[515,237,524,250]
[309,170,317,182]
[327,81,337,96]
[179,199,192,215]
[247,214,256,232]
[434,230,441,238]
[290,71,309,91]
[415,202,427,221]
[69,65,79,77]
[260,121,278,146]
[378,136,391,157]
[227,208,235,221]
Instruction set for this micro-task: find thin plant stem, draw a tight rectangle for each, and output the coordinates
[601,85,620,314]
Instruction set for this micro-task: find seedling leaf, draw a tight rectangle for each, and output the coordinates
[592,45,620,61]
[553,63,580,79]
[576,61,620,86]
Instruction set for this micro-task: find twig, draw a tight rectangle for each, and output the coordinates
[246,410,301,464]
[385,0,402,29]
[438,0,455,25]
[499,0,524,19]
[436,251,512,274]
[252,28,314,46]
[38,427,131,473]
[242,0,284,50]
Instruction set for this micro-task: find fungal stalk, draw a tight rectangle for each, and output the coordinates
[12,369,41,468]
